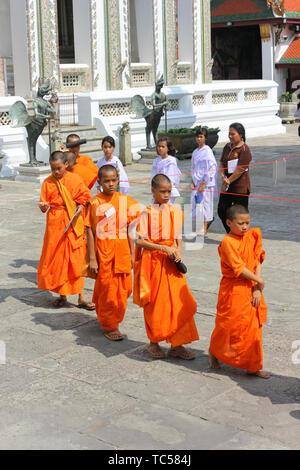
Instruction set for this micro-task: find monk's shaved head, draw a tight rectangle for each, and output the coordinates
[66,133,80,143]
[49,151,67,164]
[64,152,77,165]
[226,204,249,221]
[98,164,118,181]
[151,173,171,189]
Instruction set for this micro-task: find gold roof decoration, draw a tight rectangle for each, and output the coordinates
[267,0,285,17]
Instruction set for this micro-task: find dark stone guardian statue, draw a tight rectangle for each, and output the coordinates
[130,75,168,149]
[9,79,56,166]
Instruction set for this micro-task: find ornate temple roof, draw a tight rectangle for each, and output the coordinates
[284,0,300,18]
[277,35,300,64]
[211,0,300,25]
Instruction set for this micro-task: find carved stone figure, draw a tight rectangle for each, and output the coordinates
[9,79,56,166]
[130,75,168,149]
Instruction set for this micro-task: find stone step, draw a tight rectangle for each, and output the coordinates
[42,125,97,135]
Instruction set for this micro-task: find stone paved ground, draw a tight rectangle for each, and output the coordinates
[0,124,299,450]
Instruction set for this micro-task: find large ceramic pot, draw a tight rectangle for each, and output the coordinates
[279,102,297,123]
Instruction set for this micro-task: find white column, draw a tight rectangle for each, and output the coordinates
[261,30,274,81]
[193,0,203,85]
[9,0,36,96]
[119,0,131,89]
[153,0,164,80]
[90,0,107,90]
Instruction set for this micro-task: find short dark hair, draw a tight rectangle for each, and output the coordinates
[151,173,172,189]
[226,204,249,221]
[195,127,208,139]
[98,164,118,180]
[102,136,115,147]
[49,151,67,164]
[156,137,176,157]
[66,133,80,143]
[64,151,77,165]
[229,123,246,142]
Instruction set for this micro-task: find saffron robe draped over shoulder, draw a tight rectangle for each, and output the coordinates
[85,192,140,331]
[37,172,91,295]
[134,204,199,347]
[76,154,99,188]
[209,227,267,372]
[73,163,98,190]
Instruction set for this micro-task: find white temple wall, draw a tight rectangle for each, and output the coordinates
[274,67,288,97]
[9,0,32,97]
[77,79,286,156]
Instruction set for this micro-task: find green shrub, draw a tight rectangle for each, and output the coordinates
[158,125,220,135]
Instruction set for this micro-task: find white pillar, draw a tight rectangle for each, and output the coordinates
[261,31,274,81]
[89,0,107,90]
[193,0,203,85]
[9,0,35,96]
[153,0,164,80]
[262,41,274,80]
[119,0,131,89]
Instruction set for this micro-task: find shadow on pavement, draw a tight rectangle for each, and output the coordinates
[30,310,146,358]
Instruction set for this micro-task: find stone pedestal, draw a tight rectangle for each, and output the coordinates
[15,165,51,183]
[138,149,157,160]
[119,122,132,165]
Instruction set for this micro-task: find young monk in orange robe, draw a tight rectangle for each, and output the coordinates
[85,165,140,340]
[37,151,91,308]
[134,174,199,360]
[209,204,270,378]
[64,133,99,186]
[65,152,97,191]
[63,151,96,310]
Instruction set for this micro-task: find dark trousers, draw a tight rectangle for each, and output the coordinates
[217,192,250,233]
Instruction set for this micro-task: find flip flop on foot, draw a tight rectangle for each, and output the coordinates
[53,297,67,308]
[247,370,271,379]
[147,344,166,359]
[104,330,124,341]
[78,301,95,311]
[168,346,195,360]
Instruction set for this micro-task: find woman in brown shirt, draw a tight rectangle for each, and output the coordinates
[217,123,252,233]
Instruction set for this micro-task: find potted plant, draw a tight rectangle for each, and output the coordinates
[279,92,298,123]
[158,125,220,158]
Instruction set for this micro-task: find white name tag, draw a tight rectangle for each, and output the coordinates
[105,206,116,218]
[228,159,238,174]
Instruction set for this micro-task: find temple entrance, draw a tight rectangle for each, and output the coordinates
[57,0,75,63]
[212,25,262,80]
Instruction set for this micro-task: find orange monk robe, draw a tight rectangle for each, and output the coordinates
[77,154,98,186]
[134,204,199,347]
[209,227,267,372]
[73,162,97,190]
[37,172,91,296]
[85,192,140,331]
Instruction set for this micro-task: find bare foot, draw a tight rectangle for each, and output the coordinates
[247,370,271,379]
[147,343,166,359]
[53,295,67,308]
[209,349,221,369]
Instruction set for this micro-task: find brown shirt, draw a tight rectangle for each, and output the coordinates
[220,142,251,194]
